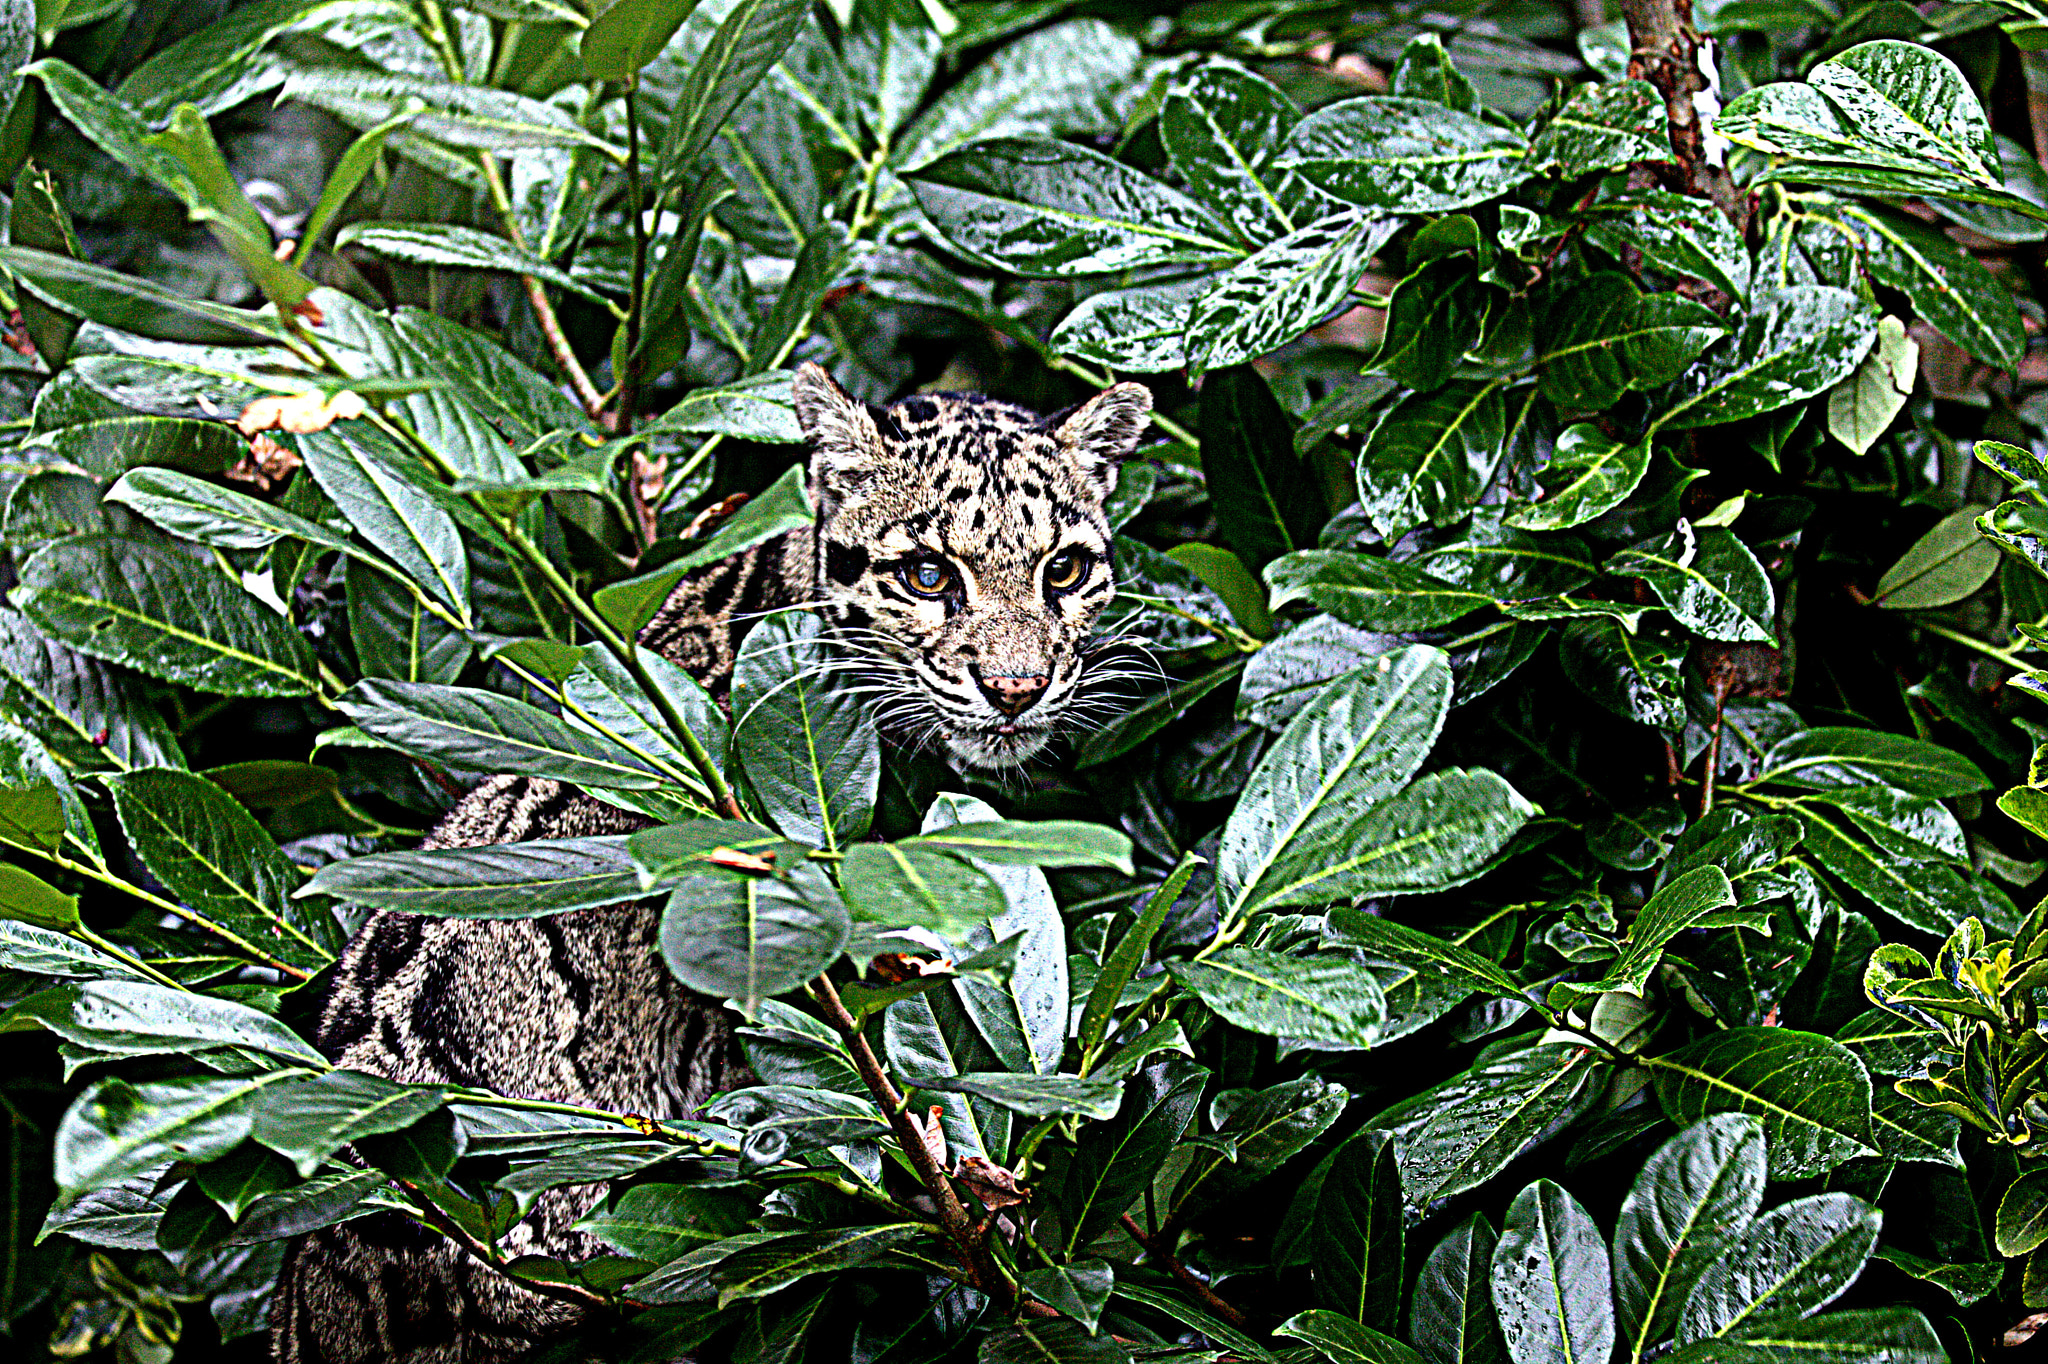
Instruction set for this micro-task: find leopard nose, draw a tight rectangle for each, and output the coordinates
[975,670,1050,716]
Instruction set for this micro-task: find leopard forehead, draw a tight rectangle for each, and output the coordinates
[818,392,1111,568]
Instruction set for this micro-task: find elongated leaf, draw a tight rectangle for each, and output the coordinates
[1312,1128,1403,1328]
[895,19,1142,170]
[1266,551,1491,632]
[13,535,318,697]
[1056,1057,1204,1250]
[1661,1309,1945,1364]
[905,821,1133,871]
[1582,190,1751,298]
[584,0,706,82]
[1400,1046,1603,1208]
[659,0,809,183]
[1162,65,1313,242]
[1677,1194,1878,1342]
[298,428,470,620]
[1175,1075,1347,1213]
[980,1318,1131,1364]
[1413,1215,1505,1364]
[1614,1116,1766,1361]
[594,464,812,635]
[1658,287,1876,430]
[3,980,325,1067]
[1220,649,1451,918]
[1167,948,1384,1048]
[1646,1029,1876,1179]
[712,1223,925,1307]
[1279,97,1531,213]
[250,1070,450,1176]
[1357,381,1507,539]
[1506,424,1651,533]
[1607,526,1776,644]
[1491,1181,1613,1364]
[1325,910,1530,1005]
[337,222,608,303]
[0,247,280,346]
[839,841,1008,933]
[659,863,849,1014]
[907,138,1241,277]
[641,370,803,442]
[919,1072,1123,1120]
[299,837,643,917]
[106,767,340,971]
[732,612,879,849]
[1529,80,1668,174]
[55,1071,306,1207]
[1200,365,1325,571]
[279,70,620,160]
[1278,1311,1426,1364]
[1757,728,1987,797]
[1187,211,1395,375]
[1872,507,1999,609]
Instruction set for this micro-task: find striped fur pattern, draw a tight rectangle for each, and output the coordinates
[273,370,1148,1361]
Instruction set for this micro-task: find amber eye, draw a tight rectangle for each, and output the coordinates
[901,558,953,597]
[1045,549,1089,591]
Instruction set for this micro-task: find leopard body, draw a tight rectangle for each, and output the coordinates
[271,365,1149,1361]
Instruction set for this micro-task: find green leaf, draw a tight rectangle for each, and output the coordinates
[1078,853,1200,1062]
[1662,1309,1946,1364]
[1872,507,1998,609]
[559,647,728,807]
[250,1070,450,1176]
[593,464,812,635]
[1811,786,1966,864]
[1312,1129,1403,1328]
[1757,728,1988,797]
[142,105,315,308]
[1613,1115,1766,1362]
[12,534,317,698]
[278,70,620,171]
[1266,551,1490,632]
[1398,1046,1604,1207]
[1999,1170,2048,1256]
[1199,365,1325,571]
[1505,423,1652,532]
[894,18,1142,171]
[22,415,243,481]
[1658,287,1875,430]
[1528,80,1669,174]
[104,467,394,582]
[1826,315,1918,457]
[1806,41,2000,184]
[298,837,644,917]
[1278,1311,1427,1364]
[1166,948,1385,1048]
[1677,1193,1878,1342]
[626,819,786,887]
[336,222,610,304]
[711,1223,926,1307]
[1051,278,1204,374]
[1818,201,2022,369]
[0,862,78,929]
[1020,1260,1113,1335]
[1055,1057,1204,1250]
[1606,526,1776,644]
[1581,190,1751,298]
[1325,910,1531,1006]
[2,980,325,1067]
[1161,64,1316,242]
[731,611,879,849]
[659,0,810,181]
[659,863,849,1014]
[55,1071,306,1208]
[980,1318,1130,1364]
[1412,1215,1505,1364]
[105,767,341,971]
[918,1072,1123,1119]
[577,1182,750,1264]
[839,841,1008,933]
[0,920,150,983]
[1187,211,1395,376]
[1175,1075,1348,1214]
[1356,380,1509,539]
[1221,649,1451,917]
[1646,1029,1877,1179]
[641,370,804,443]
[1278,97,1531,213]
[1490,1180,1614,1364]
[1538,273,1725,410]
[907,137,1241,277]
[338,679,670,792]
[297,427,471,621]
[584,0,705,81]
[904,821,1133,872]
[0,247,280,346]
[1370,255,1487,393]
[1795,807,1982,936]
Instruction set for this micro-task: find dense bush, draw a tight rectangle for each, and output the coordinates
[7,0,2048,1359]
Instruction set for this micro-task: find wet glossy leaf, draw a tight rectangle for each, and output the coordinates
[1188,210,1395,375]
[1357,381,1508,539]
[1167,947,1385,1048]
[55,1071,307,1207]
[1677,1193,1878,1342]
[1538,273,1725,410]
[1371,255,1487,393]
[907,137,1240,277]
[1607,526,1776,643]
[660,863,850,1014]
[1872,507,1998,609]
[1051,277,1205,373]
[1312,1128,1403,1327]
[1400,1047,1604,1207]
[3,979,325,1067]
[1278,98,1531,213]
[919,1072,1123,1119]
[894,19,1142,171]
[1582,190,1751,298]
[1647,1029,1877,1179]
[1757,729,1987,797]
[249,1070,449,1176]
[1200,365,1325,571]
[1490,1180,1613,1364]
[1266,551,1491,632]
[298,837,644,917]
[1278,1311,1425,1364]
[338,679,670,791]
[0,247,279,347]
[732,612,879,848]
[1657,287,1876,430]
[1613,1116,1766,1359]
[1505,424,1651,532]
[1162,65,1314,242]
[1558,618,1687,730]
[1529,80,1668,173]
[1412,1214,1504,1364]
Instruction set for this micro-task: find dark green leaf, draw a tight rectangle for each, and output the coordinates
[1313,1129,1403,1328]
[1757,728,1988,797]
[1657,287,1876,430]
[250,1070,450,1177]
[1646,1029,1877,1179]
[1187,210,1392,375]
[1356,381,1508,539]
[1267,551,1492,632]
[1872,508,1999,609]
[1200,365,1326,571]
[1399,1046,1604,1208]
[659,863,849,1013]
[337,679,671,792]
[1613,1115,1766,1361]
[1278,1311,1427,1364]
[1607,527,1776,644]
[1167,947,1385,1048]
[732,611,879,848]
[1676,1193,1878,1342]
[1413,1215,1505,1364]
[1278,98,1531,213]
[1529,80,1668,174]
[1490,1180,1614,1364]
[299,837,644,917]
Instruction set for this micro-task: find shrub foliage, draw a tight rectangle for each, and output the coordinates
[4,0,2048,1360]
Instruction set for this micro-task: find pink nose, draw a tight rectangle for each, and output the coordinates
[978,673,1049,716]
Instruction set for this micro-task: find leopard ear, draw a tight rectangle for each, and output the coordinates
[793,362,885,494]
[1053,381,1152,501]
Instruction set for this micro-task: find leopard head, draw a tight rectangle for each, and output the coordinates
[792,362,1152,769]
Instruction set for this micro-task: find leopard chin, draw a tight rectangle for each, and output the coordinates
[942,721,1057,769]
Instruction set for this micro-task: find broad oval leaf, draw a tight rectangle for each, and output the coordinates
[1278,97,1532,213]
[1676,1193,1879,1342]
[337,679,671,792]
[1606,526,1776,644]
[1613,1115,1767,1360]
[732,612,879,849]
[1490,1180,1614,1364]
[658,863,850,1014]
[1166,947,1385,1049]
[1646,1028,1877,1179]
[1657,287,1877,431]
[299,837,645,917]
[1872,507,2000,609]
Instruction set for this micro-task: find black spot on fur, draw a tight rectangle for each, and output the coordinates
[900,395,937,423]
[825,539,870,586]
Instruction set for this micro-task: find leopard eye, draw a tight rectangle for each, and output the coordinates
[901,558,954,597]
[1045,549,1089,591]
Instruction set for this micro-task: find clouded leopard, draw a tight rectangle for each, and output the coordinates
[271,364,1153,1362]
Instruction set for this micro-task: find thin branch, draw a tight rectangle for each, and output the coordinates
[401,1183,621,1312]
[1617,0,1741,224]
[1118,1214,1248,1329]
[810,974,1018,1312]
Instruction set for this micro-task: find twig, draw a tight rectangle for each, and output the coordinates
[401,1183,623,1312]
[1118,1214,1248,1329]
[810,974,1018,1312]
[524,275,606,416]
